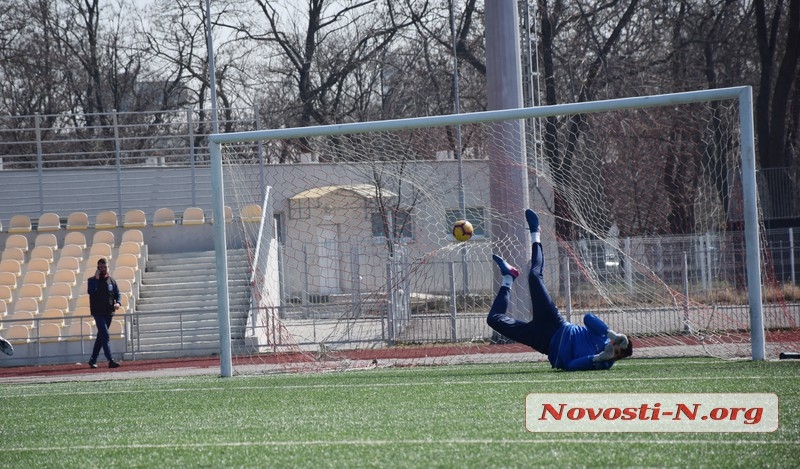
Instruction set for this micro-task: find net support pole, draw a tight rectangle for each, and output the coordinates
[211,140,233,377]
[738,86,765,361]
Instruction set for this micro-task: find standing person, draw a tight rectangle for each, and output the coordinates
[87,258,121,369]
[0,335,13,356]
[487,209,633,371]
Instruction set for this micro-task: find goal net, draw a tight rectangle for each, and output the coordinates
[212,87,799,375]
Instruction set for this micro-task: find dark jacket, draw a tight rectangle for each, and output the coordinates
[87,275,121,316]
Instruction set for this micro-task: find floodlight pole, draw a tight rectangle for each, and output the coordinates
[206,0,233,377]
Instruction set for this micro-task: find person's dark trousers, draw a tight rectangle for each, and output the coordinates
[486,243,566,354]
[91,314,114,362]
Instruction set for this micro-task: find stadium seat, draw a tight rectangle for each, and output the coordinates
[121,229,144,246]
[65,322,93,341]
[240,204,262,223]
[14,297,38,314]
[38,323,62,342]
[34,233,59,252]
[0,300,7,317]
[5,234,29,252]
[5,325,30,344]
[0,285,12,302]
[92,230,115,248]
[88,243,112,260]
[22,270,47,289]
[56,256,81,275]
[113,266,136,284]
[64,231,87,249]
[37,213,61,232]
[116,253,139,272]
[118,241,142,258]
[109,318,125,339]
[8,215,32,233]
[0,259,22,277]
[94,211,118,229]
[53,269,77,287]
[1,247,25,262]
[49,282,74,300]
[29,245,54,263]
[153,207,176,227]
[210,206,233,224]
[44,295,70,314]
[60,244,85,261]
[116,279,133,296]
[7,311,35,328]
[66,212,90,230]
[71,306,92,320]
[26,258,51,275]
[75,295,90,310]
[182,207,205,225]
[123,209,147,228]
[0,272,17,291]
[18,283,43,301]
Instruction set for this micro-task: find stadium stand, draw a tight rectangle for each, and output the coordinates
[118,241,142,258]
[22,271,47,289]
[88,243,113,260]
[60,244,85,261]
[66,211,90,230]
[113,266,137,284]
[210,205,233,224]
[53,269,77,287]
[182,207,205,225]
[8,215,32,233]
[7,311,35,328]
[5,234,29,253]
[121,230,144,247]
[34,233,59,252]
[14,297,39,314]
[94,211,118,229]
[65,322,93,341]
[55,256,81,275]
[27,258,51,275]
[153,207,176,227]
[5,325,30,344]
[18,284,44,301]
[1,247,25,262]
[41,308,66,327]
[0,286,11,302]
[0,300,7,317]
[0,259,21,277]
[0,272,17,292]
[37,213,61,232]
[48,282,74,300]
[38,323,62,342]
[30,246,54,263]
[240,204,261,223]
[64,232,88,250]
[123,209,147,228]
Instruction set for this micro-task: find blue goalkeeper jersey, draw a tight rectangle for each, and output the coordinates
[547,313,614,371]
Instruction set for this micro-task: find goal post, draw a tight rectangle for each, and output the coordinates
[210,86,770,377]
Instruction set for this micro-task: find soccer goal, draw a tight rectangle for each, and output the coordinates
[210,86,799,377]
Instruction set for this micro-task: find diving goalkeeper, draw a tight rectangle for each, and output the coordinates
[487,209,633,371]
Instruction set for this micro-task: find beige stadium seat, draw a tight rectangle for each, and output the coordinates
[8,311,35,328]
[94,211,118,230]
[44,295,70,314]
[210,206,233,225]
[14,297,38,314]
[92,230,116,248]
[0,259,22,277]
[116,253,139,271]
[5,234,29,253]
[116,279,133,296]
[240,204,262,223]
[121,229,144,246]
[66,212,90,230]
[118,241,142,259]
[75,294,91,310]
[35,233,59,252]
[22,270,47,288]
[5,325,30,344]
[56,256,81,275]
[109,318,125,338]
[64,231,88,249]
[53,269,77,287]
[18,284,43,301]
[38,323,63,342]
[60,244,85,262]
[0,285,12,302]
[88,243,113,260]
[8,215,32,233]
[29,245,54,262]
[65,321,93,341]
[113,266,136,284]
[0,272,17,291]
[153,207,176,227]
[0,300,7,317]
[123,209,147,228]
[36,213,61,232]
[26,258,51,275]
[71,306,92,320]
[182,207,205,226]
[49,282,74,300]
[1,247,25,262]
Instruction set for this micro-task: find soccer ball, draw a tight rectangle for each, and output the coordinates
[452,220,474,242]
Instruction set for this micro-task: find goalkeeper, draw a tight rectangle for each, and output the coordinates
[487,209,633,371]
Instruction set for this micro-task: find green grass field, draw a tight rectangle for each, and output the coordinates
[2,358,799,468]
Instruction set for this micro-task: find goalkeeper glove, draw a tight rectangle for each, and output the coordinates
[607,330,629,349]
[593,342,615,362]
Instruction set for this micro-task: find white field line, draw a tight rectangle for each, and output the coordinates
[3,438,799,452]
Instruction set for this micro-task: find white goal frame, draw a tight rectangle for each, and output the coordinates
[210,86,762,377]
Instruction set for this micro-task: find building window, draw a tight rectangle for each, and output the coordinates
[371,208,413,239]
[445,207,486,238]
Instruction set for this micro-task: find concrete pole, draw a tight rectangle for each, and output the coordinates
[486,0,531,320]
